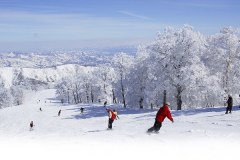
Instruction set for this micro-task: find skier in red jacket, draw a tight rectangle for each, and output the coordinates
[147,102,174,133]
[106,109,119,129]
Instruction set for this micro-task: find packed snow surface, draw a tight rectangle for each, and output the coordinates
[0,89,240,160]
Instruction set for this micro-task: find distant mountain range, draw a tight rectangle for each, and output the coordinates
[0,46,137,68]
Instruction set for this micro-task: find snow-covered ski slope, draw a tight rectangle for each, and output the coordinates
[1,89,240,160]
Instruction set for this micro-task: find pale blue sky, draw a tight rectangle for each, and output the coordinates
[0,0,239,51]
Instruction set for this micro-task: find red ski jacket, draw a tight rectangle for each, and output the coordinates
[107,109,117,121]
[155,104,173,123]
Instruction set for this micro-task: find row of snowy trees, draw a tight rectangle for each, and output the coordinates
[128,26,240,110]
[56,25,240,110]
[56,65,116,104]
[126,26,240,110]
[0,68,48,109]
[0,73,24,109]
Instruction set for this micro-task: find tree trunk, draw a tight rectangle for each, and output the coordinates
[85,84,89,103]
[103,73,107,94]
[91,87,94,103]
[67,90,70,104]
[104,84,107,94]
[224,59,231,95]
[139,97,143,109]
[86,94,89,103]
[112,89,117,103]
[176,85,182,110]
[72,91,77,104]
[120,75,126,108]
[75,84,80,104]
[163,90,166,105]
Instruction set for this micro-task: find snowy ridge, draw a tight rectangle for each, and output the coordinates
[0,51,113,67]
[0,89,239,160]
[0,64,97,87]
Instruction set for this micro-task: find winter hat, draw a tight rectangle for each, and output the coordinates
[166,102,170,106]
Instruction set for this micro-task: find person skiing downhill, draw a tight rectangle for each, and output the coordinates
[225,95,233,114]
[80,107,84,113]
[58,110,61,116]
[104,101,107,107]
[147,102,174,133]
[106,109,119,129]
[30,121,34,131]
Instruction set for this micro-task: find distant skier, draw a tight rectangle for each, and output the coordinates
[80,107,84,113]
[106,108,119,129]
[39,108,42,111]
[104,101,107,107]
[225,95,233,114]
[30,121,34,131]
[147,102,174,133]
[58,110,62,116]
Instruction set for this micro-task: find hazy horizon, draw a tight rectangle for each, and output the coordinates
[0,0,239,52]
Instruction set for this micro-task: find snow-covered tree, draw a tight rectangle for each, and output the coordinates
[56,77,71,104]
[93,65,116,103]
[12,68,25,86]
[56,65,107,104]
[0,76,13,108]
[126,45,151,108]
[10,85,24,105]
[112,52,134,108]
[146,25,207,110]
[206,27,240,97]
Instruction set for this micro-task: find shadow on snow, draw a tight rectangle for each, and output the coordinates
[172,106,240,117]
[62,103,240,120]
[63,104,157,120]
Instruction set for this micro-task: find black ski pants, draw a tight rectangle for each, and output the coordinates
[225,106,232,114]
[148,121,162,132]
[108,118,114,129]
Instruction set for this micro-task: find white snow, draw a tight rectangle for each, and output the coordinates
[0,89,240,160]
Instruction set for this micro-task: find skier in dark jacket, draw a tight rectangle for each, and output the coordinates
[80,107,84,113]
[30,121,34,130]
[104,101,107,107]
[147,102,174,133]
[225,95,233,114]
[106,109,119,129]
[58,110,62,116]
